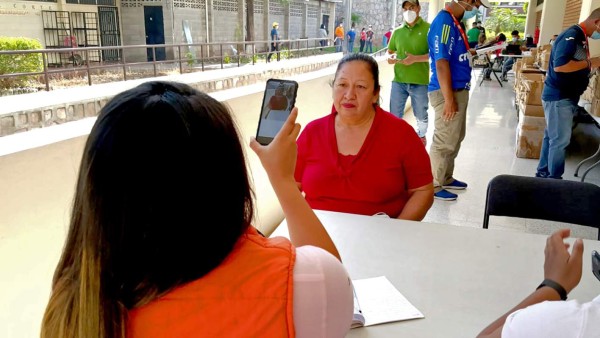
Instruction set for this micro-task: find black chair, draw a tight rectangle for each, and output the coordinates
[483,174,600,240]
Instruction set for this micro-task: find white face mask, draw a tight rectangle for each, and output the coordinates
[403,10,417,24]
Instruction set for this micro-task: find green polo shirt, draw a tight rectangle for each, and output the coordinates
[467,27,480,43]
[387,17,430,85]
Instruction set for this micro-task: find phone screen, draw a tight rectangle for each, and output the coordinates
[256,79,298,145]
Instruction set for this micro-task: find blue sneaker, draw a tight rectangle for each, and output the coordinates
[434,189,458,201]
[442,179,468,190]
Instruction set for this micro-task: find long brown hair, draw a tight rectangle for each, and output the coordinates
[41,81,254,338]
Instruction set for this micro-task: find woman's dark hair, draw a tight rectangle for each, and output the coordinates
[333,53,381,95]
[41,81,254,338]
[497,33,506,42]
[511,30,519,36]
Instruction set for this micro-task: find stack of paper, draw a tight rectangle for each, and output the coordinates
[351,276,424,328]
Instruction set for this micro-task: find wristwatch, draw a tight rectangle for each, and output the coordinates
[536,279,567,300]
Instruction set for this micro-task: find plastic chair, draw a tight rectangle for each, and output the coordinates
[482,174,600,240]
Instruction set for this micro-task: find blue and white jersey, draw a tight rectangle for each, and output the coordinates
[428,10,472,91]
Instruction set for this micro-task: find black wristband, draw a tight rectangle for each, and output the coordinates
[536,279,568,300]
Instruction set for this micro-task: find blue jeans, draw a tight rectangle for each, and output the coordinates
[390,82,429,137]
[335,39,343,52]
[348,40,354,53]
[536,99,578,179]
[366,40,373,53]
[501,57,515,78]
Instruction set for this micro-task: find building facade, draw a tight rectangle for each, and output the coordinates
[0,0,338,63]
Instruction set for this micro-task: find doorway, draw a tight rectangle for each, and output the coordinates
[98,6,121,61]
[144,6,166,61]
[322,14,330,35]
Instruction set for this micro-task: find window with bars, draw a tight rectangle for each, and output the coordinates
[22,0,56,2]
[269,1,284,16]
[121,0,161,7]
[290,2,303,17]
[175,0,206,9]
[214,0,237,12]
[307,4,318,19]
[65,0,116,5]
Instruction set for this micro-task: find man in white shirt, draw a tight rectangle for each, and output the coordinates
[477,229,600,338]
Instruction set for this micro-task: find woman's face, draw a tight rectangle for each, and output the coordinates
[332,61,379,119]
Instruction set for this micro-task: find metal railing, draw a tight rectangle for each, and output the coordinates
[0,38,336,92]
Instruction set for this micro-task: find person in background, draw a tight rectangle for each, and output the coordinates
[319,24,328,50]
[347,25,356,53]
[468,22,481,48]
[477,229,600,338]
[387,0,431,145]
[40,81,354,338]
[427,0,492,201]
[483,33,507,80]
[366,25,374,53]
[477,20,486,36]
[335,22,345,52]
[549,34,559,45]
[536,9,600,180]
[477,30,487,48]
[383,27,393,48]
[295,53,434,220]
[267,22,280,62]
[500,30,526,81]
[359,27,367,52]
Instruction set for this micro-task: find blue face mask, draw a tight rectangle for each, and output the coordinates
[458,1,479,20]
[592,25,600,40]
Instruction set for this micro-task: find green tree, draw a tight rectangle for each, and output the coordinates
[485,8,525,35]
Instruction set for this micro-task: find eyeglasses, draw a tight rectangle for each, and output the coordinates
[592,250,600,282]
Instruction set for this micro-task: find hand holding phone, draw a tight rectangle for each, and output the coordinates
[256,79,299,145]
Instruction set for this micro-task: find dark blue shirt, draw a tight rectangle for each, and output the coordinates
[542,25,590,101]
[428,10,472,92]
[271,28,279,41]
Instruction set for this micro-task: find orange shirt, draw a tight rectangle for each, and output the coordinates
[335,26,344,39]
[127,227,296,338]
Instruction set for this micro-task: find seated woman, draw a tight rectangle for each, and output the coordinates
[295,53,434,220]
[41,81,353,338]
[265,84,289,119]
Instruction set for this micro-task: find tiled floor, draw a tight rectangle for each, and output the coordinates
[1,60,600,337]
[414,69,600,240]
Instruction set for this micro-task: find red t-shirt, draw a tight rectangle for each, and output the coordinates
[295,106,432,218]
[268,94,288,110]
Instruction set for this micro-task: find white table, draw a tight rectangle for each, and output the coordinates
[272,210,600,338]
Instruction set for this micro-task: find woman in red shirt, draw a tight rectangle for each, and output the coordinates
[295,53,434,220]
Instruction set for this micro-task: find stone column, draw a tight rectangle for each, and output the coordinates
[524,0,537,37]
[539,0,567,46]
[427,0,445,24]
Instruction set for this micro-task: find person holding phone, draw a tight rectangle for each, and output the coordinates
[477,229,600,338]
[295,53,434,220]
[41,81,353,338]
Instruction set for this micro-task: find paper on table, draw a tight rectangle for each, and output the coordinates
[351,276,424,328]
[475,42,507,55]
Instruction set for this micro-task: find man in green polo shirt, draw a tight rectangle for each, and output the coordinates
[467,22,480,48]
[387,0,431,145]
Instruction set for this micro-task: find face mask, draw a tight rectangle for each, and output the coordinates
[458,1,479,20]
[512,37,518,42]
[403,10,417,24]
[592,24,600,40]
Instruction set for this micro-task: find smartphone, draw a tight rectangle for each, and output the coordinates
[256,79,299,145]
[593,250,600,282]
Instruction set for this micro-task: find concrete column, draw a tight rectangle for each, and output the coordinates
[427,0,445,23]
[580,0,600,56]
[539,0,567,46]
[524,0,537,37]
[391,0,398,27]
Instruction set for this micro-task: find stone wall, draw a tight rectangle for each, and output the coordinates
[0,56,341,137]
[336,0,430,46]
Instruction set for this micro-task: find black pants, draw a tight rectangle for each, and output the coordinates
[267,44,279,62]
[359,40,365,52]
